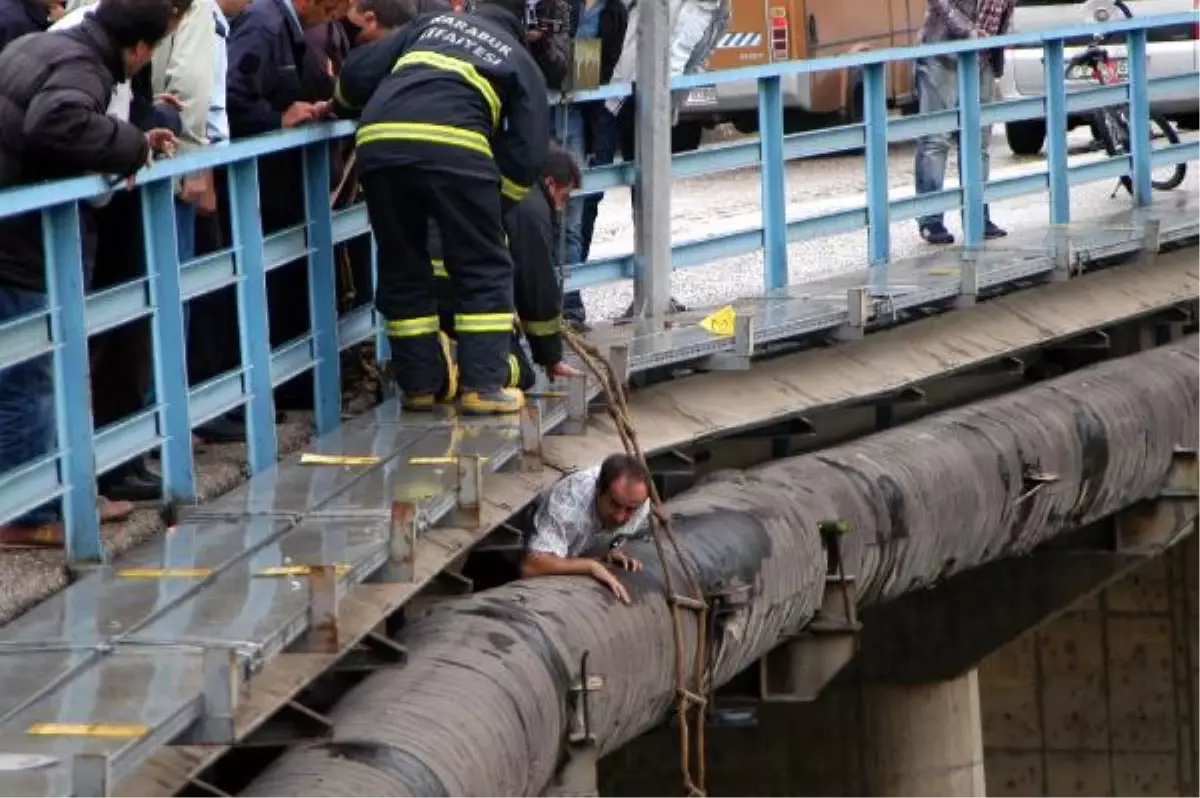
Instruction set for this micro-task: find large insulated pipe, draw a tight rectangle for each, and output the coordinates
[246,339,1199,797]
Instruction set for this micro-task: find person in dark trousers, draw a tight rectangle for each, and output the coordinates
[0,0,179,544]
[430,141,584,392]
[332,0,549,415]
[189,0,338,443]
[0,0,64,48]
[557,0,625,329]
[525,0,569,89]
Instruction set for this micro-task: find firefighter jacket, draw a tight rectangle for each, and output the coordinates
[332,4,550,207]
[430,182,564,367]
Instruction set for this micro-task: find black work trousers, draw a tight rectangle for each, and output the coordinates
[434,280,534,391]
[363,165,515,395]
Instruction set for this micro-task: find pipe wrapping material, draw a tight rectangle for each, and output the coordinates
[246,339,1199,797]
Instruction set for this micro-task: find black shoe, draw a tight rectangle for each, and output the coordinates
[194,412,246,444]
[919,221,955,245]
[984,220,1008,240]
[99,457,163,502]
[620,297,688,319]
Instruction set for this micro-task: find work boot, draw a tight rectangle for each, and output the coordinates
[919,221,955,245]
[399,332,459,413]
[459,387,525,415]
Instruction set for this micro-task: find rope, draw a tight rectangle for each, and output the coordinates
[562,326,711,797]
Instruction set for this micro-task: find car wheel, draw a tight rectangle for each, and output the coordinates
[1006,120,1047,156]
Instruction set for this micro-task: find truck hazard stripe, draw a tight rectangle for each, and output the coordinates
[716,32,763,49]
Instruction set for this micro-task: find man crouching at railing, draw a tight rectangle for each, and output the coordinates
[0,0,179,545]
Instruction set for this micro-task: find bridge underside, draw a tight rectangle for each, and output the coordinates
[0,202,1193,797]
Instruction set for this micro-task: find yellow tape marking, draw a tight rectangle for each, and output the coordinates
[698,305,737,337]
[299,453,382,467]
[254,563,351,578]
[27,723,149,738]
[408,456,489,465]
[928,267,960,276]
[116,568,212,579]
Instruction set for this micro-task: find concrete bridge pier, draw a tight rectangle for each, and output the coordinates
[860,670,987,797]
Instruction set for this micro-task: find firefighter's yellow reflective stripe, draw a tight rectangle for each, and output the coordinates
[432,259,449,278]
[356,122,492,159]
[332,80,355,110]
[386,316,440,337]
[500,175,530,202]
[521,315,562,337]
[507,353,520,388]
[393,51,501,128]
[455,312,516,333]
[27,723,149,738]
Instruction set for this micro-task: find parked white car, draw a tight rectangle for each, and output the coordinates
[997,0,1199,156]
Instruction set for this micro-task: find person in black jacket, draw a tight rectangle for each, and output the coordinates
[0,0,179,543]
[430,141,583,392]
[332,0,549,415]
[0,0,64,49]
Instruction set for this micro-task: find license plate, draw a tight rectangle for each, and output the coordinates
[685,87,718,108]
[1067,58,1128,81]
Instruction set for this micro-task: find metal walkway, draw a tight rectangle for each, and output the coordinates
[0,196,1194,796]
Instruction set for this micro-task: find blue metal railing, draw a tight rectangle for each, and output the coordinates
[0,11,1195,561]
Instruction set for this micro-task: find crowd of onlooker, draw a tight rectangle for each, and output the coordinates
[0,0,632,542]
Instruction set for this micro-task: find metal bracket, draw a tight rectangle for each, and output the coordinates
[607,344,631,387]
[1115,448,1197,554]
[71,753,108,797]
[699,312,755,371]
[954,254,978,310]
[178,646,240,744]
[1049,225,1073,282]
[1051,329,1111,352]
[333,631,409,673]
[241,699,333,748]
[454,453,484,528]
[518,403,544,473]
[303,564,340,653]
[1140,217,1161,265]
[559,372,589,436]
[385,499,417,583]
[551,652,604,797]
[759,574,858,703]
[835,287,869,341]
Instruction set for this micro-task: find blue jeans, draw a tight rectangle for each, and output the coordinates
[551,107,589,321]
[913,57,996,228]
[0,286,58,525]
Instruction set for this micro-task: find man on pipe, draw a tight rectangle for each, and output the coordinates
[331,0,549,415]
[429,140,584,394]
[520,452,651,603]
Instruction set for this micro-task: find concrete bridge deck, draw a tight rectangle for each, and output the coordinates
[0,195,1194,797]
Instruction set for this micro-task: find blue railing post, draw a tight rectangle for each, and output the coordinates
[43,203,101,563]
[1042,38,1071,226]
[757,75,788,291]
[141,180,195,504]
[1126,27,1153,206]
[302,142,342,435]
[956,49,985,249]
[227,160,278,475]
[862,62,890,294]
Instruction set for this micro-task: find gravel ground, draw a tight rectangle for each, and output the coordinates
[575,125,1200,320]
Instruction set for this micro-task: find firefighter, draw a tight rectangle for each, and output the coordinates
[430,141,583,391]
[332,0,550,415]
